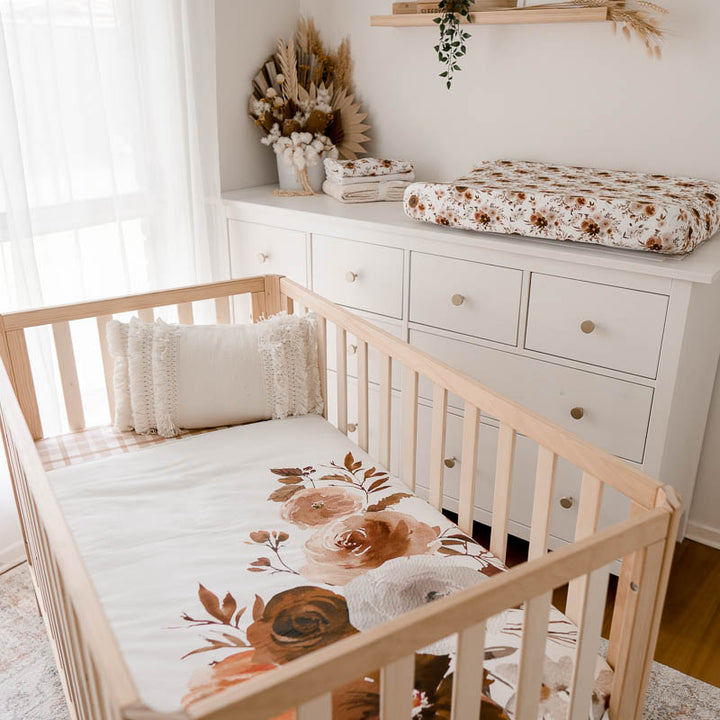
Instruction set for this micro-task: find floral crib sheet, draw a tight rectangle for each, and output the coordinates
[403,160,720,255]
[48,415,612,719]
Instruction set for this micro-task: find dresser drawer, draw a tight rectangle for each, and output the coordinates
[312,235,404,318]
[229,220,307,282]
[410,330,653,463]
[413,405,630,545]
[525,274,668,378]
[410,252,522,345]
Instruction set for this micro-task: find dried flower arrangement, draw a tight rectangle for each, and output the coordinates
[249,18,370,196]
[434,0,668,89]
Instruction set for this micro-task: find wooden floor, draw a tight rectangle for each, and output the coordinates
[456,514,720,688]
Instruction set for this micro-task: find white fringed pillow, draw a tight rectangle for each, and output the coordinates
[152,313,323,438]
[106,317,156,434]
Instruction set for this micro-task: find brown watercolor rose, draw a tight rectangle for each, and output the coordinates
[301,511,440,585]
[280,486,363,528]
[182,650,285,710]
[247,586,357,665]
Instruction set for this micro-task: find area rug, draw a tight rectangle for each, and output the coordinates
[1,563,718,719]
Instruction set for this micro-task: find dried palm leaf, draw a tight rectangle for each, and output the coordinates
[276,37,299,103]
[330,87,371,160]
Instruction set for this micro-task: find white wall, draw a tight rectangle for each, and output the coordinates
[216,0,300,191]
[296,0,720,541]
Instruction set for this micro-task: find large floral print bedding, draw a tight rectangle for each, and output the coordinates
[403,160,720,254]
[48,415,612,719]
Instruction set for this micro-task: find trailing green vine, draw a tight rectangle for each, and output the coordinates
[433,0,473,89]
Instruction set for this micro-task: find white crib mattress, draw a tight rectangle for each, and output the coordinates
[49,414,612,718]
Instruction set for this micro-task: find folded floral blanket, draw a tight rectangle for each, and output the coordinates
[324,157,414,183]
[323,180,411,203]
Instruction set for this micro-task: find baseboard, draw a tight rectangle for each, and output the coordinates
[685,520,720,550]
[0,541,25,575]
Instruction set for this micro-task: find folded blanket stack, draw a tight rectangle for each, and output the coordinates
[323,157,415,203]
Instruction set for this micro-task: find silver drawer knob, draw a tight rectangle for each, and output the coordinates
[345,271,358,284]
[348,344,357,355]
[580,320,595,334]
[347,423,357,433]
[570,406,584,420]
[443,456,456,469]
[559,496,574,509]
[451,294,465,307]
[257,252,268,264]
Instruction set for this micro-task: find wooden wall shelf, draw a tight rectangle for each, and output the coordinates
[370,7,608,27]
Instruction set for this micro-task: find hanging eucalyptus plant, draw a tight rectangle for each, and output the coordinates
[433,0,473,89]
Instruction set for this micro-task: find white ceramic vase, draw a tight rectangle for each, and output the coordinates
[275,153,325,193]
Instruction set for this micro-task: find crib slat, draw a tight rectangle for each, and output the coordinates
[214,296,231,324]
[52,322,85,432]
[378,352,392,468]
[177,302,194,324]
[514,592,552,719]
[317,316,328,419]
[357,340,369,452]
[566,473,604,623]
[568,565,610,720]
[381,654,415,720]
[429,384,448,510]
[451,621,486,720]
[458,403,480,535]
[336,327,348,434]
[137,307,154,322]
[528,446,557,560]
[6,329,43,439]
[402,367,418,491]
[82,640,103,720]
[297,693,332,720]
[96,315,115,419]
[251,291,266,322]
[489,423,516,562]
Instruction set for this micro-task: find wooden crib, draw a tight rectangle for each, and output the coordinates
[0,274,680,720]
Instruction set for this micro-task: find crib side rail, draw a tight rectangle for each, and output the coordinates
[0,357,140,719]
[0,275,278,720]
[279,276,682,720]
[279,278,663,509]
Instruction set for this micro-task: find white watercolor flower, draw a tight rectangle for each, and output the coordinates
[343,555,506,655]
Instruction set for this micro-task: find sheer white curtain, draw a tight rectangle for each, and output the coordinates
[0,0,224,568]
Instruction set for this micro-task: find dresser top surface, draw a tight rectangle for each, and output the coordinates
[223,185,720,284]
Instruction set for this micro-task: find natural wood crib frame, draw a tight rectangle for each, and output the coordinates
[0,274,680,720]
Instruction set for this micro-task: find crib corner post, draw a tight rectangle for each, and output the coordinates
[608,519,673,718]
[0,315,14,387]
[262,275,283,318]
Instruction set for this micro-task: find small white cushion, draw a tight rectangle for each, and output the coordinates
[152,313,323,438]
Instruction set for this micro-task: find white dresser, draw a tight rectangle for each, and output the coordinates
[224,185,720,548]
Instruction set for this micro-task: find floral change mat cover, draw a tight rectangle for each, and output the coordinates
[48,415,612,719]
[403,160,720,254]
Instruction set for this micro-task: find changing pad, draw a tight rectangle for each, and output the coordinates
[49,414,612,718]
[403,160,720,254]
